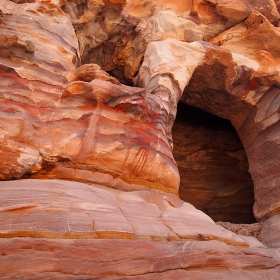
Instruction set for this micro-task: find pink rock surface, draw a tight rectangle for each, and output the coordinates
[0,238,280,279]
[0,179,249,246]
[260,214,280,248]
[1,178,279,278]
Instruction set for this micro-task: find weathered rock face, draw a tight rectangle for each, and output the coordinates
[0,61,179,193]
[0,179,251,245]
[1,237,280,279]
[173,102,255,223]
[1,179,280,279]
[1,0,280,278]
[0,0,179,194]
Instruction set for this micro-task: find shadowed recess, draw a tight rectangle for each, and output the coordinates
[173,102,256,224]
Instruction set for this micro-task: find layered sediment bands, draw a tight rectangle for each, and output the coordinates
[0,179,252,246]
[1,237,280,279]
[0,62,179,192]
[0,0,180,192]
[0,0,79,85]
[173,102,255,223]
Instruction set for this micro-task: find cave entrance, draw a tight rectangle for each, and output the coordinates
[172,101,256,224]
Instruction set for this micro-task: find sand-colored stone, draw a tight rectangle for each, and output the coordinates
[210,10,280,85]
[0,0,182,193]
[125,0,194,18]
[0,0,78,86]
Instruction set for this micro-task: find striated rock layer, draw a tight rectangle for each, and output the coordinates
[0,0,179,194]
[1,179,280,279]
[1,0,280,278]
[0,179,251,246]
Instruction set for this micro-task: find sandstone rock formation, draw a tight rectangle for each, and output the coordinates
[0,179,250,245]
[0,0,179,194]
[1,0,280,278]
[1,179,279,279]
[2,237,279,279]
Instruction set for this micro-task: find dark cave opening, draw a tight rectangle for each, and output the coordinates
[172,101,256,224]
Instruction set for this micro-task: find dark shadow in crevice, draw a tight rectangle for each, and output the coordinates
[172,101,256,224]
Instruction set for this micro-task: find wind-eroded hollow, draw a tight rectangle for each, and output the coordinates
[173,102,256,224]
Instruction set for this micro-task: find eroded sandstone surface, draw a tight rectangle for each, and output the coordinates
[1,0,280,278]
[0,0,179,194]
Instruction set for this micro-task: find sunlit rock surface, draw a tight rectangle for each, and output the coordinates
[0,179,250,245]
[0,0,179,193]
[1,0,280,278]
[1,179,280,279]
[0,0,188,192]
[0,61,179,193]
[1,237,279,279]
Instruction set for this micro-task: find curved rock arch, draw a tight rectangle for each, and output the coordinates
[181,48,280,223]
[136,38,280,227]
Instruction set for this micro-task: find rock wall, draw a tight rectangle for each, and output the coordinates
[1,0,280,278]
[0,0,179,194]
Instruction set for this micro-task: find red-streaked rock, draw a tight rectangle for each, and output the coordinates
[0,62,180,192]
[0,1,180,193]
[0,0,79,87]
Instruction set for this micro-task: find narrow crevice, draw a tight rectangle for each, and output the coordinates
[172,101,256,224]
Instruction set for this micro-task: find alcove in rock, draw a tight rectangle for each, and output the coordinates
[172,102,256,224]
